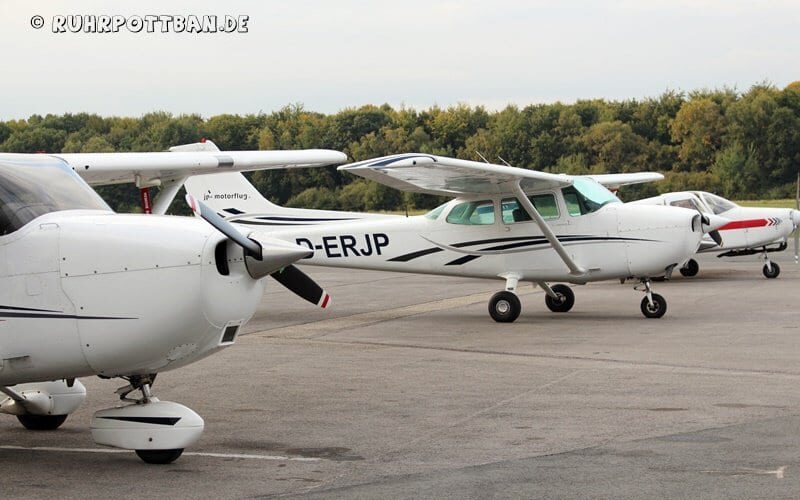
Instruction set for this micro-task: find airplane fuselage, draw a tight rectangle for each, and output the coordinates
[262,196,705,284]
[0,210,264,386]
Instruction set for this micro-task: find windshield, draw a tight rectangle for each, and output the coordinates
[424,203,448,220]
[561,177,621,216]
[699,192,737,215]
[0,155,111,236]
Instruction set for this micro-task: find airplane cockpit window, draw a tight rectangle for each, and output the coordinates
[699,192,737,215]
[561,177,621,216]
[669,198,702,211]
[501,195,559,224]
[424,203,447,220]
[0,156,111,236]
[446,200,495,225]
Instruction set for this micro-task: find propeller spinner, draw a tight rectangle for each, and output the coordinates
[186,195,331,308]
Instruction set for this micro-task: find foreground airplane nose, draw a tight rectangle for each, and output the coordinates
[244,234,314,279]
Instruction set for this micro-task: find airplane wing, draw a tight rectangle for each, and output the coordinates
[339,154,572,196]
[53,141,347,187]
[585,172,664,190]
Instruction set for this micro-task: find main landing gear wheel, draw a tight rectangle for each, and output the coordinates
[489,291,521,323]
[679,258,699,277]
[640,293,667,319]
[135,449,184,465]
[16,414,68,431]
[763,262,780,279]
[544,284,575,313]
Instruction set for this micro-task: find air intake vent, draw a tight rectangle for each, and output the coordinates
[215,240,230,276]
[221,325,239,344]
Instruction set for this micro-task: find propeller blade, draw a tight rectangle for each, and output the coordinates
[186,194,260,256]
[708,230,723,247]
[187,194,313,278]
[271,265,331,308]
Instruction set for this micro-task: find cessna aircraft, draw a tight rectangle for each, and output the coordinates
[0,149,340,464]
[185,153,727,322]
[632,189,800,278]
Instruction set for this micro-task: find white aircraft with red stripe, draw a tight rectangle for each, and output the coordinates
[184,153,729,322]
[632,190,800,278]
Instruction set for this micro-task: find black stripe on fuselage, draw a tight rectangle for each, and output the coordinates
[0,312,136,320]
[390,235,657,264]
[98,416,181,426]
[0,304,62,313]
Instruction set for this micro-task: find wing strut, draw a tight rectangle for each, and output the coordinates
[152,177,188,215]
[512,182,586,277]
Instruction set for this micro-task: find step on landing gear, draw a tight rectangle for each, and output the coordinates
[91,375,204,464]
[636,278,667,319]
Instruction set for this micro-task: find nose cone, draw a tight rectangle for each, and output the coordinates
[244,234,314,279]
[791,210,800,227]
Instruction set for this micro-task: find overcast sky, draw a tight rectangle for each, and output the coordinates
[1,0,798,119]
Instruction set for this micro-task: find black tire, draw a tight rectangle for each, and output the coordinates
[488,291,521,323]
[544,284,575,313]
[679,258,699,277]
[640,293,667,319]
[763,262,780,279]
[16,414,68,431]
[135,449,184,465]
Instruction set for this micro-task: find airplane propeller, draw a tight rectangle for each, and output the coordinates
[696,213,725,246]
[186,195,331,308]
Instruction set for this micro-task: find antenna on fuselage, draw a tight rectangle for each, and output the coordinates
[497,156,512,167]
[474,151,490,164]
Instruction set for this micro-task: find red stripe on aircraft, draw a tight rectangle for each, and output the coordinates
[719,219,770,231]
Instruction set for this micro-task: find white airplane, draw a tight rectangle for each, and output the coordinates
[185,153,727,322]
[632,189,800,278]
[0,149,341,464]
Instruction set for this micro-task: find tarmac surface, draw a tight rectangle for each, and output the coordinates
[2,253,800,499]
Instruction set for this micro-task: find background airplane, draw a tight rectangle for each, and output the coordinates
[632,188,800,278]
[185,153,726,321]
[0,152,333,464]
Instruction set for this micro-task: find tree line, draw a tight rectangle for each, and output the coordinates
[1,81,798,213]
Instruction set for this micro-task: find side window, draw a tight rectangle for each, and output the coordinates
[446,200,495,225]
[530,194,559,219]
[501,198,531,224]
[563,190,582,216]
[501,196,559,223]
[669,199,700,211]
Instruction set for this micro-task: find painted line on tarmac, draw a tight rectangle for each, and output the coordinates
[250,287,542,340]
[0,445,321,462]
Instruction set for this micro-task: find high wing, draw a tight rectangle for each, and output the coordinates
[339,153,572,196]
[585,172,664,190]
[53,141,347,187]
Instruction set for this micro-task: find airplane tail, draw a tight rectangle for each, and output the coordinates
[184,172,386,227]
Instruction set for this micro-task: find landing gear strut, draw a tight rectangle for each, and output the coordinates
[91,374,204,465]
[636,278,667,319]
[762,249,780,279]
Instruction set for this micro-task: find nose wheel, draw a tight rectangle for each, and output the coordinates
[636,279,667,319]
[679,258,699,277]
[543,283,575,313]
